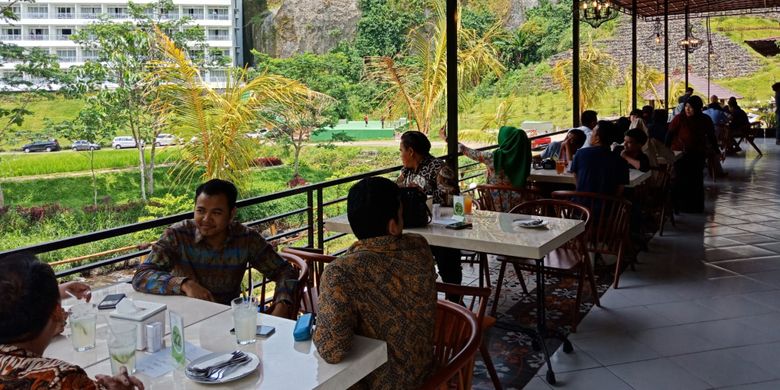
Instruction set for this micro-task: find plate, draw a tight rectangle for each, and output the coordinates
[185,351,260,384]
[513,219,549,229]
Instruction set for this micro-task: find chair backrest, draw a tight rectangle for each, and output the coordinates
[281,247,336,315]
[418,300,480,390]
[435,282,491,326]
[252,252,309,320]
[550,191,631,256]
[476,184,541,213]
[509,199,591,252]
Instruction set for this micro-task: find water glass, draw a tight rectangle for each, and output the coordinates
[231,297,259,345]
[69,303,97,352]
[108,321,137,375]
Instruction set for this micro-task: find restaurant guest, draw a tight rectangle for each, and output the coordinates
[569,120,630,196]
[648,109,669,143]
[314,177,437,390]
[725,97,749,154]
[541,110,598,159]
[667,95,713,213]
[397,131,461,298]
[132,179,298,317]
[630,117,674,169]
[0,253,144,390]
[618,128,651,172]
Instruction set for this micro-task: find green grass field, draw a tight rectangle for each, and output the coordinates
[0,148,181,178]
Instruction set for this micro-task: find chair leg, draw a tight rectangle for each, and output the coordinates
[572,269,586,333]
[586,259,601,308]
[490,261,508,317]
[613,245,625,289]
[480,341,503,390]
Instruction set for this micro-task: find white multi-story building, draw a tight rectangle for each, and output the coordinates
[0,0,243,85]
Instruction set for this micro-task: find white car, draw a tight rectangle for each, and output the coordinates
[246,129,269,139]
[155,133,179,146]
[112,136,142,149]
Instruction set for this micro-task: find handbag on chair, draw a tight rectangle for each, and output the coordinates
[399,187,432,228]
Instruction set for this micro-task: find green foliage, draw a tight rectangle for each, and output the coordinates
[508,0,572,66]
[353,0,426,57]
[0,148,179,177]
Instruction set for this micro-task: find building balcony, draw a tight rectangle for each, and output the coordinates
[56,13,74,19]
[26,34,50,40]
[207,14,230,20]
[0,34,22,41]
[79,13,101,19]
[26,12,50,19]
[55,34,73,41]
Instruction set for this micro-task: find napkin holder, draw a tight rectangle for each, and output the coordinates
[109,300,167,350]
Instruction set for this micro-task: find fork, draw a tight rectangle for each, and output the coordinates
[203,359,252,382]
[187,351,245,376]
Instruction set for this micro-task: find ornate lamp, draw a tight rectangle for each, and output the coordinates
[678,25,702,53]
[644,17,664,50]
[580,0,619,28]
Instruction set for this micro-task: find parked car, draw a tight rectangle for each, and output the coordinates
[22,140,60,153]
[112,136,142,149]
[246,129,269,139]
[71,140,101,151]
[154,133,179,147]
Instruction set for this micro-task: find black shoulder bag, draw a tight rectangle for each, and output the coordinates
[399,187,432,228]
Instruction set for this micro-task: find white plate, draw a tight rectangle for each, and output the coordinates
[513,219,549,229]
[185,352,260,384]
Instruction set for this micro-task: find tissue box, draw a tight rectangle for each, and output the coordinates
[109,300,167,350]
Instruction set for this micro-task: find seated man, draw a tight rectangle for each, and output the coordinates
[314,177,437,389]
[540,110,598,159]
[570,120,630,196]
[132,179,298,317]
[618,128,650,172]
[0,253,143,390]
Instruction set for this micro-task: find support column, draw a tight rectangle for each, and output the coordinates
[684,5,689,89]
[664,0,669,112]
[631,0,637,111]
[572,0,580,127]
[445,0,458,175]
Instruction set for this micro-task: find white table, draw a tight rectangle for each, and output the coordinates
[528,168,651,188]
[325,209,584,259]
[52,285,388,389]
[325,208,585,384]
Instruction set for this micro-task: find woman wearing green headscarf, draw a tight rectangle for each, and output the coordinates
[458,126,532,211]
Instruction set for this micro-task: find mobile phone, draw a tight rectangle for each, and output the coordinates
[229,325,276,337]
[97,293,126,310]
[446,222,473,230]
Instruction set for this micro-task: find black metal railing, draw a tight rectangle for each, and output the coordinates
[0,130,567,278]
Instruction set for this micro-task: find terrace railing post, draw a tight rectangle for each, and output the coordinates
[631,0,637,111]
[445,0,459,177]
[572,0,580,127]
[307,190,314,248]
[316,188,324,250]
[664,0,669,113]
[684,5,689,90]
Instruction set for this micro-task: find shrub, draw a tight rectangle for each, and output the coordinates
[253,157,283,167]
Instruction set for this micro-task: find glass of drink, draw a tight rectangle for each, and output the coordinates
[108,321,137,375]
[556,160,566,175]
[464,195,473,215]
[69,303,97,352]
[231,296,259,345]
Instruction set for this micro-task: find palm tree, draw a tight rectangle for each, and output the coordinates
[148,27,321,190]
[624,63,663,111]
[366,0,505,134]
[552,41,618,116]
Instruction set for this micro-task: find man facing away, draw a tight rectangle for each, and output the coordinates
[314,177,437,390]
[570,120,630,196]
[132,179,298,318]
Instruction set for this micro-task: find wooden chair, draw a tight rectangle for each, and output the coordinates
[418,300,480,390]
[490,200,599,332]
[280,247,336,315]
[464,184,542,289]
[251,252,309,320]
[551,191,632,289]
[436,282,501,390]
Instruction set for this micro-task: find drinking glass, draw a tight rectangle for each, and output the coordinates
[556,160,566,174]
[231,297,259,345]
[464,195,473,215]
[69,303,97,352]
[108,321,137,375]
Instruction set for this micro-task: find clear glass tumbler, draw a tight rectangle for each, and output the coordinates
[231,296,259,345]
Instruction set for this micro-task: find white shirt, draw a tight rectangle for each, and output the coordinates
[574,125,593,148]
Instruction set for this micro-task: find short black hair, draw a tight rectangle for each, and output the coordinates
[688,95,704,112]
[400,131,432,157]
[685,87,694,94]
[347,177,401,240]
[581,110,598,126]
[727,96,738,107]
[629,109,643,118]
[0,253,60,344]
[593,120,616,144]
[568,129,587,150]
[195,179,238,209]
[625,128,648,145]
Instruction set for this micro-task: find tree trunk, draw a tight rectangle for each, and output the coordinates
[136,144,147,202]
[0,183,4,208]
[293,144,302,177]
[90,149,97,207]
[147,143,156,195]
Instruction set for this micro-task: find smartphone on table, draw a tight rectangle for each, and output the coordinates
[446,221,473,230]
[230,325,276,337]
[97,293,126,310]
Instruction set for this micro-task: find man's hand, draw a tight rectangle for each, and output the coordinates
[96,367,145,390]
[181,280,214,302]
[270,301,292,319]
[59,281,92,302]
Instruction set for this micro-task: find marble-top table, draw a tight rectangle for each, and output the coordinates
[52,284,388,389]
[528,167,651,188]
[325,209,585,260]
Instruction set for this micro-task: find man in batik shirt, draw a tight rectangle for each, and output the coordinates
[132,179,298,317]
[314,177,437,389]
